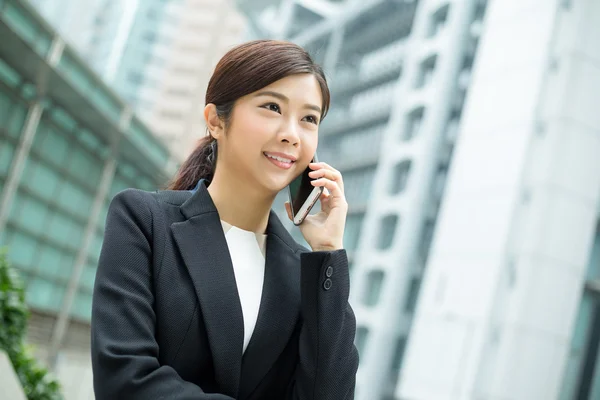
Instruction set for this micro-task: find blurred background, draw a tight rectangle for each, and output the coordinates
[0,0,599,399]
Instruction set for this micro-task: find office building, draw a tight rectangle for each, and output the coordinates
[0,1,175,398]
[236,0,600,399]
[141,0,247,160]
[398,1,600,399]
[28,0,247,161]
[29,0,175,107]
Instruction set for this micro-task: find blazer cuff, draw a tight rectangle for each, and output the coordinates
[299,249,350,297]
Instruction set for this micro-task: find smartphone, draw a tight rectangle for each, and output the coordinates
[288,154,324,226]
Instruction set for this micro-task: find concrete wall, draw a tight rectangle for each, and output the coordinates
[0,350,27,400]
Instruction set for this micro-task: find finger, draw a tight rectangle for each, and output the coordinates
[319,188,330,200]
[319,190,331,212]
[308,167,344,193]
[310,178,346,204]
[309,168,340,179]
[284,201,293,221]
[317,163,344,192]
[309,161,341,174]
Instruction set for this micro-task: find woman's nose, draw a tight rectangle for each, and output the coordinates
[278,121,300,146]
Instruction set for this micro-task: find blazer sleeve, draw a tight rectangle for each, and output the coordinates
[91,190,235,400]
[286,249,360,400]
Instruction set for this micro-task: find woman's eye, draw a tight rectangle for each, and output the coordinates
[303,115,319,125]
[263,103,281,113]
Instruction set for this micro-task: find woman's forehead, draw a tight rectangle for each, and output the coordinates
[252,74,323,105]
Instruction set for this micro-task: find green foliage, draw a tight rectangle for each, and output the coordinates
[0,248,64,400]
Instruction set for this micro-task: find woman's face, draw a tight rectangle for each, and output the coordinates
[216,73,323,194]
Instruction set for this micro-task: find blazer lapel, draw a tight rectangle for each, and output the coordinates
[171,180,244,397]
[238,211,302,399]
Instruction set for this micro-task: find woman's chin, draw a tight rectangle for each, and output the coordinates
[260,174,291,194]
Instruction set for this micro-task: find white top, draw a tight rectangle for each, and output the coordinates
[220,220,267,354]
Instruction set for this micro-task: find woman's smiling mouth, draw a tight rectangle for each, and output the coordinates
[264,152,296,169]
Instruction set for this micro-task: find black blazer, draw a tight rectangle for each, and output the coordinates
[91,180,359,400]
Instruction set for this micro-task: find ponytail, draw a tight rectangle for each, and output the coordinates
[166,135,217,190]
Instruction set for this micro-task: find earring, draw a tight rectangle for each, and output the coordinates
[207,139,217,165]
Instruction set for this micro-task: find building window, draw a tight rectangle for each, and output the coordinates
[378,214,399,250]
[6,230,40,269]
[402,107,425,141]
[93,15,104,26]
[142,31,157,44]
[586,220,600,280]
[344,167,376,209]
[445,110,461,143]
[560,221,600,398]
[390,160,412,194]
[428,4,450,37]
[473,0,487,21]
[391,336,407,372]
[363,270,385,306]
[127,71,144,86]
[418,219,436,265]
[344,213,364,251]
[415,55,437,89]
[355,326,370,359]
[338,126,383,165]
[561,292,600,399]
[404,276,422,313]
[452,88,467,116]
[25,277,66,312]
[462,53,475,71]
[432,165,448,200]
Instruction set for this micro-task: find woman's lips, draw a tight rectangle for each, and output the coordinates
[264,153,294,169]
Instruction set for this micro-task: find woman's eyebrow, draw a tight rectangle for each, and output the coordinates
[254,90,322,113]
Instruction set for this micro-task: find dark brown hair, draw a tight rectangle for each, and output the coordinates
[166,40,331,191]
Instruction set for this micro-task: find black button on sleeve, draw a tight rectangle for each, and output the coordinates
[325,266,334,278]
[323,278,332,290]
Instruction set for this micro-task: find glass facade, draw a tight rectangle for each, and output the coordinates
[111,0,173,106]
[0,0,174,322]
[561,220,600,400]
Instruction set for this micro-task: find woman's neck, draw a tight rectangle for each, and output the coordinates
[207,168,274,234]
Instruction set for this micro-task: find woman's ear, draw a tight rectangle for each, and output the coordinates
[204,104,224,139]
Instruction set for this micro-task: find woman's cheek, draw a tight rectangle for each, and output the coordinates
[248,115,277,138]
[303,132,319,155]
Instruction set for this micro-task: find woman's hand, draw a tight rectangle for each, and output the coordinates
[285,162,348,252]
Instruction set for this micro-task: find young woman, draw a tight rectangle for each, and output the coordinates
[91,40,358,400]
